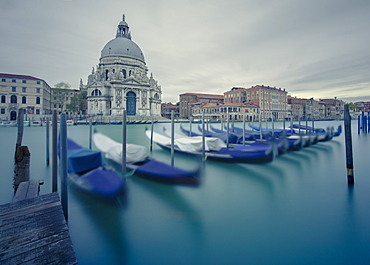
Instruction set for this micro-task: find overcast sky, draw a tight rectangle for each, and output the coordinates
[1,0,369,103]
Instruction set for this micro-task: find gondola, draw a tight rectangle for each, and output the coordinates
[206,125,289,155]
[291,124,342,137]
[93,131,200,185]
[226,125,303,151]
[62,138,125,199]
[145,129,275,164]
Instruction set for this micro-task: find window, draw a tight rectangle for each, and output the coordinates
[36,97,40,104]
[22,80,26,83]
[36,88,40,93]
[22,96,26,104]
[1,95,5,103]
[1,108,5,114]
[37,81,40,84]
[10,95,17,103]
[91,89,102,96]
[12,79,16,83]
[1,79,5,82]
[22,87,26,92]
[36,109,40,115]
[12,87,16,92]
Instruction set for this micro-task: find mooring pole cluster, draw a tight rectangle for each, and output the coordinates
[357,111,370,134]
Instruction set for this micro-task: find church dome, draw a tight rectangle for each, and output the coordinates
[101,38,145,62]
[100,15,145,63]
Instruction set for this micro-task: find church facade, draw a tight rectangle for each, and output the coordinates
[82,15,162,116]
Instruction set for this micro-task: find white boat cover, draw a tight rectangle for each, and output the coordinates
[145,130,226,152]
[93,132,148,164]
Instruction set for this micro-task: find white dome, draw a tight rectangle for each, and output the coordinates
[101,37,145,63]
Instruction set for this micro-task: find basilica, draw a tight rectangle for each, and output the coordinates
[82,15,162,116]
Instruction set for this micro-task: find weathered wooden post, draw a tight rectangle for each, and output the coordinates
[150,118,154,152]
[202,109,206,161]
[189,116,193,136]
[122,110,127,176]
[52,110,58,192]
[344,105,354,185]
[46,117,50,166]
[89,118,92,149]
[232,115,235,133]
[170,110,175,166]
[60,113,68,221]
[226,108,230,149]
[15,108,24,151]
[242,114,246,146]
[221,114,224,132]
[259,113,263,141]
[14,108,30,193]
[358,115,361,134]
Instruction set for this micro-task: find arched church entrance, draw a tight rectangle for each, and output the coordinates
[126,91,136,115]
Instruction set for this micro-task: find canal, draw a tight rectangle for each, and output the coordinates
[0,120,369,264]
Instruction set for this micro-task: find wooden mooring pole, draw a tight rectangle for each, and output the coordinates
[170,110,175,166]
[52,110,58,192]
[46,117,50,165]
[14,108,30,193]
[122,110,127,176]
[344,105,354,185]
[60,113,69,221]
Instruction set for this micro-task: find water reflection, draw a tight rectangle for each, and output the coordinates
[206,160,275,195]
[70,185,128,265]
[129,176,202,225]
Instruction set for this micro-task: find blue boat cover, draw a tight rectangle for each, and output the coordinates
[233,142,270,152]
[82,168,124,197]
[67,139,103,174]
[135,160,194,178]
[216,148,267,158]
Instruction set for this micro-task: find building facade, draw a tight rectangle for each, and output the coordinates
[287,96,344,120]
[319,98,344,120]
[161,102,180,119]
[354,101,370,112]
[179,93,224,119]
[0,73,52,121]
[52,88,85,115]
[190,102,260,122]
[82,15,162,117]
[224,85,288,120]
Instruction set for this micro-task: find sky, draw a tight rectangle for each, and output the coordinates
[1,0,370,103]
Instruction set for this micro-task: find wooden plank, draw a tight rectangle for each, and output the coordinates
[0,199,60,227]
[0,193,77,264]
[0,192,59,218]
[12,181,30,202]
[0,204,64,237]
[13,180,40,202]
[26,180,40,200]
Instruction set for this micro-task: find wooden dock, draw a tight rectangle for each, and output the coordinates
[0,182,77,264]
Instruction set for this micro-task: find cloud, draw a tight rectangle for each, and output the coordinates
[0,0,369,103]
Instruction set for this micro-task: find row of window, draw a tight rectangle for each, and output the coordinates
[8,87,41,93]
[0,108,41,115]
[1,95,41,104]
[1,79,41,85]
[53,97,73,101]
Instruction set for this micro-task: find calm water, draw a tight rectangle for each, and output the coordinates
[1,120,370,265]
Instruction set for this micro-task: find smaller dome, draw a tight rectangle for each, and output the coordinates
[101,37,145,62]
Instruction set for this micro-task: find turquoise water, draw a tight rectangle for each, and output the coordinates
[1,121,370,264]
